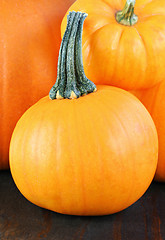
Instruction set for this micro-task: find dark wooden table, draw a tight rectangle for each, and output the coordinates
[0,171,165,240]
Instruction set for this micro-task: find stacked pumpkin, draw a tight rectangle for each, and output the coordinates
[61,0,165,183]
[2,0,165,215]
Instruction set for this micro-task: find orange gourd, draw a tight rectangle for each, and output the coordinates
[0,0,75,169]
[10,12,158,216]
[62,0,165,90]
[132,81,165,182]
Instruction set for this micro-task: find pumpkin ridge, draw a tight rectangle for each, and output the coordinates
[72,101,87,213]
[77,96,104,211]
[133,27,147,86]
[92,91,141,208]
[111,28,125,82]
[140,14,165,20]
[133,25,163,87]
[82,22,119,47]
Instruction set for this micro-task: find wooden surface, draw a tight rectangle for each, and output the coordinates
[0,171,165,240]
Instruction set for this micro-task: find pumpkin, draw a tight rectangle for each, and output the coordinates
[9,12,158,216]
[0,0,75,169]
[132,81,165,182]
[61,0,165,90]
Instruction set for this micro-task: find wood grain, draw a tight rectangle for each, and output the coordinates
[0,171,165,240]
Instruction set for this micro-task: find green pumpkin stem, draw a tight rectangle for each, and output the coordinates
[49,11,96,100]
[115,0,138,26]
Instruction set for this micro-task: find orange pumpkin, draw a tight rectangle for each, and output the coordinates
[62,0,165,90]
[0,0,75,169]
[10,12,158,216]
[132,81,165,182]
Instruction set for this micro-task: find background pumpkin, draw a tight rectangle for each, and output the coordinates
[61,0,165,90]
[9,12,158,216]
[0,0,75,169]
[132,80,165,182]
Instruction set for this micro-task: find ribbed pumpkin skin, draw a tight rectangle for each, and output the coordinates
[132,81,165,182]
[61,0,165,90]
[9,86,158,216]
[0,0,75,169]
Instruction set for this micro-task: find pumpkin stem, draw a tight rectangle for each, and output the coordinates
[115,0,138,26]
[49,11,96,100]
